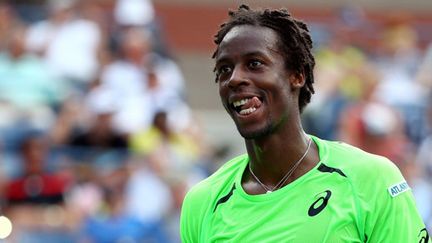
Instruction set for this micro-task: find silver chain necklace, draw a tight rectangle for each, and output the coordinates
[248,138,312,194]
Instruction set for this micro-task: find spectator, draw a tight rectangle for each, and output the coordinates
[338,64,410,166]
[130,110,199,163]
[100,27,154,134]
[101,27,189,134]
[372,20,427,144]
[26,0,102,90]
[67,86,128,150]
[0,25,66,149]
[3,132,76,243]
[5,132,71,205]
[0,25,66,111]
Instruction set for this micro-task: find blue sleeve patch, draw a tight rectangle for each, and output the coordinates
[388,181,410,197]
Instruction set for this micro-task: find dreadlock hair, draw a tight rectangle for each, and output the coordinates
[213,5,315,113]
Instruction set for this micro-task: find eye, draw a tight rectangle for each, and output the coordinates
[218,65,232,75]
[248,60,263,69]
[215,65,232,82]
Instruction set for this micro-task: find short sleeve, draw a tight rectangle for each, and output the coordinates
[364,160,430,242]
[180,184,211,243]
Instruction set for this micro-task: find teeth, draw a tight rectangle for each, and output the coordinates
[233,98,250,108]
[239,107,256,115]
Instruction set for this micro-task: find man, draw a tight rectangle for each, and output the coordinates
[180,5,430,242]
[6,132,70,205]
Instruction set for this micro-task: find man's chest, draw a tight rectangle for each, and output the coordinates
[203,177,363,242]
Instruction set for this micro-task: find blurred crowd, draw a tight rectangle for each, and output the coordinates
[0,0,213,242]
[0,0,431,242]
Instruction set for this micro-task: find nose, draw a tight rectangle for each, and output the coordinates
[227,66,250,89]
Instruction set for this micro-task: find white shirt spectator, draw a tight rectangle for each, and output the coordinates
[26,18,101,83]
[100,60,154,134]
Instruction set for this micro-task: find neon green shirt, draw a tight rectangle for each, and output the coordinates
[180,136,430,242]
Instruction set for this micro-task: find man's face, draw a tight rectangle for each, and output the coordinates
[215,25,298,139]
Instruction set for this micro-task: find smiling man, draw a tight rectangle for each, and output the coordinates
[180,5,429,242]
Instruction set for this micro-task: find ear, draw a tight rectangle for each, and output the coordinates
[289,72,305,89]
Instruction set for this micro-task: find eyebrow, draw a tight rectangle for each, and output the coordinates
[215,51,268,65]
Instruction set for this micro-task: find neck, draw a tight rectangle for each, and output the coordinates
[244,117,318,190]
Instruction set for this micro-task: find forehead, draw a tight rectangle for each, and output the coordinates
[216,25,281,60]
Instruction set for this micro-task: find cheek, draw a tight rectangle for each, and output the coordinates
[260,75,291,96]
[218,80,230,97]
[218,84,229,108]
[270,85,293,110]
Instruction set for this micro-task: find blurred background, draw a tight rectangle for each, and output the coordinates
[0,0,431,242]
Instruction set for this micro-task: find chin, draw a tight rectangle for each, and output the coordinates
[237,123,274,140]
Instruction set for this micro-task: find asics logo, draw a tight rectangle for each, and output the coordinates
[308,190,332,217]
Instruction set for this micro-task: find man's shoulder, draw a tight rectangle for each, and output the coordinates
[325,139,385,161]
[321,139,401,180]
[180,154,248,242]
[184,154,248,202]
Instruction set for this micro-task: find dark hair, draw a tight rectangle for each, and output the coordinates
[213,5,315,112]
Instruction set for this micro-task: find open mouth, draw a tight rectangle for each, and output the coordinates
[231,97,263,115]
